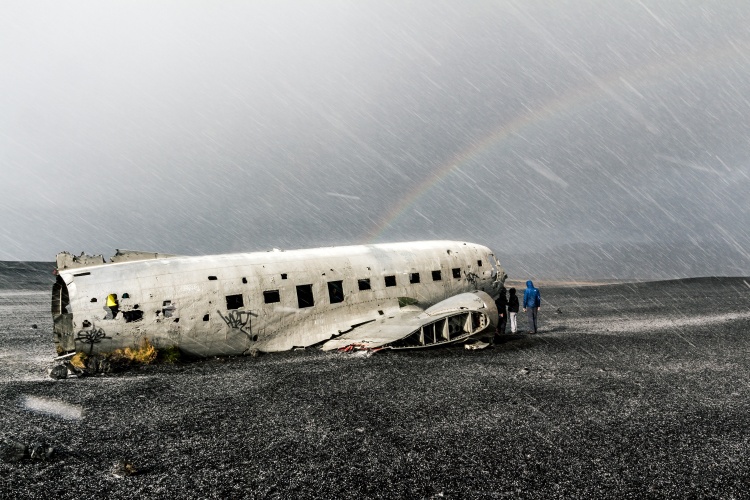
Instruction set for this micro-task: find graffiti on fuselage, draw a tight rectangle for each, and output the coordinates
[217,310,259,342]
[76,326,108,354]
[464,271,480,288]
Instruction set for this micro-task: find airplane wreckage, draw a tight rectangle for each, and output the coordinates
[52,241,506,357]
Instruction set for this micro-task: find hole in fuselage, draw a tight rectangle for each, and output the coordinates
[52,276,74,351]
[52,276,69,315]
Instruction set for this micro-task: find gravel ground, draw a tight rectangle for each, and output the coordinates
[1,274,749,499]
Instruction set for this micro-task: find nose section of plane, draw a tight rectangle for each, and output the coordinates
[476,247,505,297]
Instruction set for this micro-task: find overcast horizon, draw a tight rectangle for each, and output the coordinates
[2,1,749,279]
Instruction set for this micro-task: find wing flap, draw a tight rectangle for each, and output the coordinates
[321,311,424,351]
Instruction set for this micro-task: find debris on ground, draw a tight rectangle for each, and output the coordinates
[0,437,27,463]
[47,364,68,380]
[464,341,490,350]
[112,460,138,478]
[0,436,54,463]
[28,441,55,461]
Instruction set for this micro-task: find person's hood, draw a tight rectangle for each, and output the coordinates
[526,280,534,288]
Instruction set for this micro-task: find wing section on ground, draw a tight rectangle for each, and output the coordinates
[321,291,498,351]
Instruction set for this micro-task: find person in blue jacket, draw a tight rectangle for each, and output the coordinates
[522,280,541,334]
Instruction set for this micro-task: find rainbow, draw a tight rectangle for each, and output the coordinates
[361,39,746,243]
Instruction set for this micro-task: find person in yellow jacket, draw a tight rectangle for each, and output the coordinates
[106,293,119,319]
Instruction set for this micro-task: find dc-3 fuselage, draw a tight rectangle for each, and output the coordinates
[52,241,506,356]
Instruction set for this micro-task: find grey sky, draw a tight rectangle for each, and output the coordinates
[2,1,749,278]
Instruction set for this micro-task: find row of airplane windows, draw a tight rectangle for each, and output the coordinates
[223,265,474,311]
[91,261,483,322]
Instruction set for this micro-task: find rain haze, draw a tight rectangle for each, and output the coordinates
[2,1,750,279]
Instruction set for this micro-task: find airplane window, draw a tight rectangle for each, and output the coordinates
[410,272,420,284]
[203,314,209,321]
[162,300,176,317]
[225,294,244,310]
[385,275,397,287]
[296,284,314,308]
[281,273,288,280]
[208,276,218,281]
[432,270,442,281]
[327,280,344,304]
[358,278,371,291]
[263,290,280,304]
[477,260,482,266]
[452,268,461,279]
[242,277,247,284]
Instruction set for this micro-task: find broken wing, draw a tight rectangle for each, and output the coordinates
[321,291,498,351]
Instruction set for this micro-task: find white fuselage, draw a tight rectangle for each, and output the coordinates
[52,241,504,356]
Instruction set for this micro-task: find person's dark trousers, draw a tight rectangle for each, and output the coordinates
[526,307,538,333]
[498,312,507,334]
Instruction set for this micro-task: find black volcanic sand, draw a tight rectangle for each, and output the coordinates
[1,275,749,499]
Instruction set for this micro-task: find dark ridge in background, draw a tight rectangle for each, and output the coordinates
[503,241,750,281]
[0,261,54,290]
